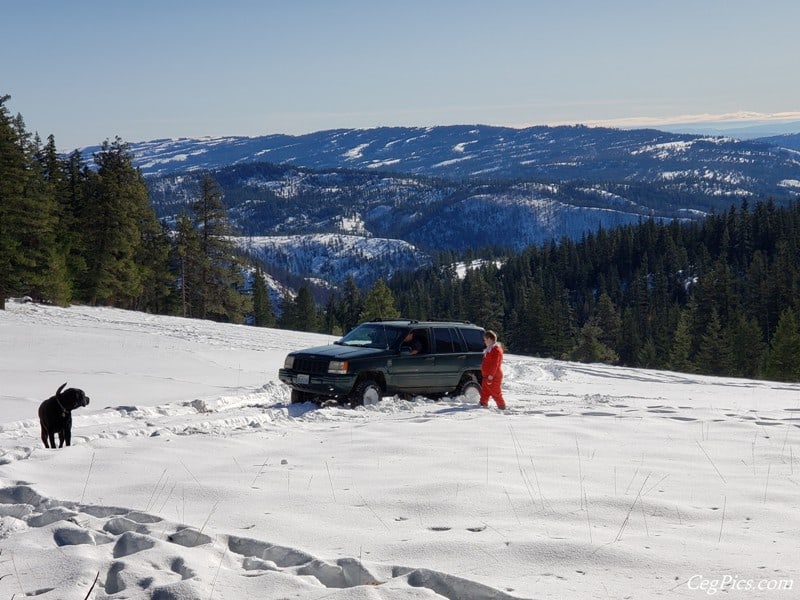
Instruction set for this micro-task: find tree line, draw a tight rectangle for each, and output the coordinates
[0,95,266,323]
[0,94,384,331]
[283,197,800,382]
[380,200,800,382]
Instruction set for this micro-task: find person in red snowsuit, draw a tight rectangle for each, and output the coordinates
[479,330,506,409]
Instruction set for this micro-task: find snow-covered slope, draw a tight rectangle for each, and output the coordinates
[1,303,799,599]
[238,234,429,288]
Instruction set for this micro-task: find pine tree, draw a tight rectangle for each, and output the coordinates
[591,292,622,352]
[135,219,174,313]
[251,266,276,327]
[621,268,649,360]
[338,276,364,332]
[769,241,800,319]
[78,137,158,307]
[189,175,249,323]
[636,337,659,369]
[277,291,296,330]
[724,311,766,378]
[278,286,318,332]
[174,213,203,318]
[36,134,73,304]
[509,284,548,355]
[569,323,619,364]
[294,286,319,332]
[462,268,503,332]
[0,95,24,308]
[765,308,800,382]
[0,97,68,306]
[696,308,727,376]
[544,287,576,358]
[59,149,89,286]
[359,278,400,322]
[322,295,341,335]
[668,309,694,373]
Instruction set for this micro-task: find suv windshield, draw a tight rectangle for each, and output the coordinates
[338,323,405,349]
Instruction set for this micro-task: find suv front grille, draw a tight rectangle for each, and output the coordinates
[293,356,329,375]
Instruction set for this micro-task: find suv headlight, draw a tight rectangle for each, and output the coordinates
[284,355,295,369]
[328,360,348,375]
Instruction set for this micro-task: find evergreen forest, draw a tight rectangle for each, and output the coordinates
[385,202,800,382]
[3,94,800,382]
[0,95,258,324]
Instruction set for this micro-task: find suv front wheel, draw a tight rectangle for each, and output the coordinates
[291,389,314,404]
[350,379,383,407]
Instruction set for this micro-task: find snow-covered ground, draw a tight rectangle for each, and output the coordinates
[1,303,798,599]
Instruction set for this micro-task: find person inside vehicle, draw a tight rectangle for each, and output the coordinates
[401,331,424,355]
[368,328,388,348]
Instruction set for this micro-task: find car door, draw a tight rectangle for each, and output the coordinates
[430,327,468,390]
[386,328,434,392]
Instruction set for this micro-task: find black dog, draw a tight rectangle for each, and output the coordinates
[38,382,90,448]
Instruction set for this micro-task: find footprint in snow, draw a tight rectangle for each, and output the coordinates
[0,482,523,600]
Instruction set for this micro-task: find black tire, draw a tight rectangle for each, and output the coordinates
[455,375,481,403]
[350,379,383,407]
[291,389,313,404]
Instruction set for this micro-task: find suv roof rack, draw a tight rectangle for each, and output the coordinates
[370,317,413,323]
[369,318,474,325]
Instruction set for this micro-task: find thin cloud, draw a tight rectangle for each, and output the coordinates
[547,111,800,129]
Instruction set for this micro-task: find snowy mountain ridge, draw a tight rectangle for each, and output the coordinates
[83,125,799,185]
[121,125,800,291]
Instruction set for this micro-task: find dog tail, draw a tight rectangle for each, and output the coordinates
[56,382,67,397]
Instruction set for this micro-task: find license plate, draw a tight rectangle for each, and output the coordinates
[296,374,310,384]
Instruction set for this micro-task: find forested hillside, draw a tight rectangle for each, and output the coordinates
[0,96,259,323]
[147,162,703,254]
[381,200,800,381]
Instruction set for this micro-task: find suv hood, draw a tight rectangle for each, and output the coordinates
[291,344,388,360]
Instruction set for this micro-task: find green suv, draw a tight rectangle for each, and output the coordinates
[279,320,486,406]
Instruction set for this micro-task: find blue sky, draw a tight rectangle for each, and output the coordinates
[4,0,800,151]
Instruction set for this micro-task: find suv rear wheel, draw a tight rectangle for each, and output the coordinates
[350,379,383,407]
[455,375,481,403]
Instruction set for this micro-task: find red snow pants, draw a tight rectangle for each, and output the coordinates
[480,375,505,409]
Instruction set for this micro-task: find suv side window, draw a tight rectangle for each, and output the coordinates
[459,327,485,352]
[433,328,456,353]
[449,327,467,352]
[409,329,429,354]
